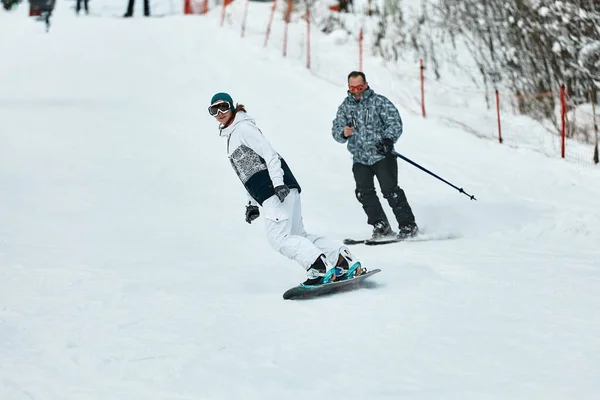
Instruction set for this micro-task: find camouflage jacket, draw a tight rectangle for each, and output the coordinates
[331,88,403,165]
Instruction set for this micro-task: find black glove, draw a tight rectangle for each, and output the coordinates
[245,203,260,224]
[376,138,395,156]
[274,184,290,203]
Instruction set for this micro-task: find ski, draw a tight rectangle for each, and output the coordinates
[343,236,405,246]
[344,232,459,246]
[343,238,367,245]
[364,237,405,246]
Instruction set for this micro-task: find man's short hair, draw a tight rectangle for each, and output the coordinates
[347,71,367,82]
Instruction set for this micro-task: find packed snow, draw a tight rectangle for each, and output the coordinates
[1,2,599,399]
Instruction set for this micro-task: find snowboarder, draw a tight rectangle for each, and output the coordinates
[332,71,418,240]
[209,92,362,285]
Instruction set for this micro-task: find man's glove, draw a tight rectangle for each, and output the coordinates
[376,138,395,156]
[245,203,260,224]
[274,184,290,203]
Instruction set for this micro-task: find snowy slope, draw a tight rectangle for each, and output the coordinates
[1,3,600,400]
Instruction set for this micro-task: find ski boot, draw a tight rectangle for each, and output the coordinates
[397,221,418,239]
[371,220,395,241]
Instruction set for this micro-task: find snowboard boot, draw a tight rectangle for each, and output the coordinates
[371,220,393,241]
[335,247,363,280]
[304,254,331,286]
[397,221,418,239]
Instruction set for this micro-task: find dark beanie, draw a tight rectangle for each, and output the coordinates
[210,92,234,112]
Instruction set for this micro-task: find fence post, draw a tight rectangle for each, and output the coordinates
[221,0,229,26]
[283,0,293,57]
[306,8,311,69]
[420,58,426,118]
[358,27,363,72]
[561,83,566,159]
[592,89,599,164]
[184,0,193,14]
[241,0,249,37]
[496,89,503,144]
[264,0,277,48]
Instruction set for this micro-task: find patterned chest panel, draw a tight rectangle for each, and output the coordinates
[229,144,267,183]
[343,97,386,164]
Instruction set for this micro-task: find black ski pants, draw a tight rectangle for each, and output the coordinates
[352,155,415,228]
[76,0,88,13]
[125,0,150,16]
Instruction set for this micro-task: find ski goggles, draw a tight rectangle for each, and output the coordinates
[208,101,231,116]
[348,84,365,92]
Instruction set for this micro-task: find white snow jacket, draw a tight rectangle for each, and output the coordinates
[219,112,301,206]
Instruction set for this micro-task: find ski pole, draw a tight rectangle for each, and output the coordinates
[392,150,477,200]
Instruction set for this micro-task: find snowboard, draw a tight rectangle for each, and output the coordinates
[282,268,381,300]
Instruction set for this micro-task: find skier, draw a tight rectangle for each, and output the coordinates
[27,0,55,30]
[75,0,88,15]
[209,92,362,285]
[332,71,418,240]
[2,0,20,10]
[123,0,150,17]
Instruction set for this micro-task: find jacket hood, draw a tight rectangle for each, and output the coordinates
[219,112,256,137]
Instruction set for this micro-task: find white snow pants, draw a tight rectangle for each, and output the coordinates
[262,189,342,270]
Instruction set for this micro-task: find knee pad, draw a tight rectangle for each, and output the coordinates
[382,187,406,207]
[355,188,376,203]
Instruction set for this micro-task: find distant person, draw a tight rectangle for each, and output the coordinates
[75,0,88,15]
[28,0,54,30]
[123,0,150,17]
[338,0,350,13]
[2,0,21,11]
[208,92,363,285]
[332,71,418,240]
[27,0,54,16]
